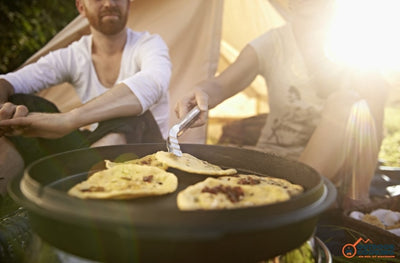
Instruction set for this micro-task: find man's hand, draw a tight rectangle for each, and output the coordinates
[0,102,29,136]
[0,112,74,138]
[174,88,209,127]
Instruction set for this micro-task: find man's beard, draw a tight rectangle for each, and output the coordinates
[85,6,129,35]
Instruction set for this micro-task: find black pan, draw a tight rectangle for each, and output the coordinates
[9,143,336,263]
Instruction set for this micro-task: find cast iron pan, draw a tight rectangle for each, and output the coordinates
[9,143,336,263]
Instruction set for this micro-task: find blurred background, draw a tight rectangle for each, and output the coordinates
[0,1,78,73]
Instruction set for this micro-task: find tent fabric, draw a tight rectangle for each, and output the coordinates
[23,0,284,143]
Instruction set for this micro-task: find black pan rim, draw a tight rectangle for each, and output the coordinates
[9,144,337,237]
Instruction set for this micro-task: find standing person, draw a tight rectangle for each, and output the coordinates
[175,0,388,208]
[0,0,171,195]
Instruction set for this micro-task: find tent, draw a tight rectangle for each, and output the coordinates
[24,0,285,143]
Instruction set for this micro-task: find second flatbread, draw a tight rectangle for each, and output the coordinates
[105,153,168,170]
[218,174,304,197]
[177,177,290,210]
[155,151,237,176]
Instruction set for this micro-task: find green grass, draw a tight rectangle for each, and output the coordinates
[379,107,400,167]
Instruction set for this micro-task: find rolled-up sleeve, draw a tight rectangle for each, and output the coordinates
[121,34,171,114]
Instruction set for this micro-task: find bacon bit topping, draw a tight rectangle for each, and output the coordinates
[120,176,131,181]
[202,185,244,203]
[238,177,261,185]
[143,175,154,183]
[140,160,150,165]
[265,179,287,188]
[81,186,105,192]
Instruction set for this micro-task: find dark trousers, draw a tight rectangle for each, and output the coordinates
[6,94,164,166]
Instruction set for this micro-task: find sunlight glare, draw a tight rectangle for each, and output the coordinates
[325,0,400,70]
[341,100,378,199]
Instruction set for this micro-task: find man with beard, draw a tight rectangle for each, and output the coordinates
[0,0,171,195]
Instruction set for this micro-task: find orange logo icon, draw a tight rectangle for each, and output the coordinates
[342,237,372,258]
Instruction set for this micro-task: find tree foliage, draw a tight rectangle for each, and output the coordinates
[379,107,400,167]
[0,1,78,73]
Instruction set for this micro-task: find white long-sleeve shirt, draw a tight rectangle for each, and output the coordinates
[1,29,172,138]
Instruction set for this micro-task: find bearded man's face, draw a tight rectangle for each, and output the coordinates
[82,0,130,35]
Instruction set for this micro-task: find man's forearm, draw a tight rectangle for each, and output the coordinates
[0,79,15,103]
[68,83,143,129]
[205,44,259,109]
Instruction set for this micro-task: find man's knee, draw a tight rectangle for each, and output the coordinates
[90,133,127,147]
[322,90,361,122]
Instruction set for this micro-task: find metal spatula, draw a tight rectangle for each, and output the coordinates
[166,106,201,156]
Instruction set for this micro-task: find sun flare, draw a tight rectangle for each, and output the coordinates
[325,0,400,71]
[341,100,379,199]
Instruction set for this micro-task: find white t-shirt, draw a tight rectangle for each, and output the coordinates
[249,25,325,159]
[1,29,171,139]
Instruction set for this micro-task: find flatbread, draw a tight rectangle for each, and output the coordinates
[155,151,237,176]
[105,153,168,170]
[177,177,290,211]
[68,163,178,199]
[362,214,386,229]
[218,174,304,197]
